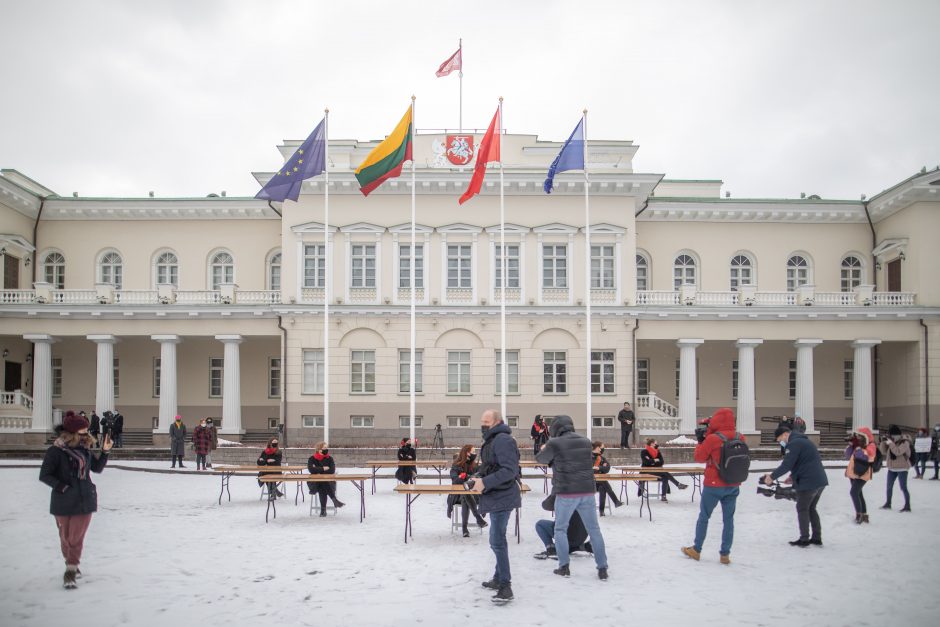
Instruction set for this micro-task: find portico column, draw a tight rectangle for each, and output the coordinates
[735,339,763,435]
[677,339,704,434]
[851,339,881,431]
[151,335,181,433]
[87,335,118,416]
[24,334,56,432]
[215,335,244,434]
[794,339,823,433]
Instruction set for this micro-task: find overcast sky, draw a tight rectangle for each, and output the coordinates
[1,0,937,201]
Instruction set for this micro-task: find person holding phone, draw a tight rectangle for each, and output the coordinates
[395,438,417,484]
[39,410,112,589]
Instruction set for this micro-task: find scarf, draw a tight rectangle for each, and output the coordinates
[314,452,327,461]
[264,447,278,456]
[54,437,89,480]
[646,445,660,461]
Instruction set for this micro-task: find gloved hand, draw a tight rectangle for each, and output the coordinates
[465,479,477,490]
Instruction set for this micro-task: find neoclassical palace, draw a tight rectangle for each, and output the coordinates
[1,131,938,446]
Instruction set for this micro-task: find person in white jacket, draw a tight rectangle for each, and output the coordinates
[913,428,932,479]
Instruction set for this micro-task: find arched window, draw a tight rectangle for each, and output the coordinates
[786,255,810,292]
[673,254,696,290]
[269,252,282,291]
[43,252,65,289]
[841,255,863,292]
[155,251,179,286]
[209,251,234,290]
[635,253,649,291]
[99,251,123,289]
[729,254,753,291]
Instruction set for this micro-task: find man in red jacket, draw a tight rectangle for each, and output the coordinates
[682,408,744,565]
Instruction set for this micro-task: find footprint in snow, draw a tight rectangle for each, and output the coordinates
[253,575,275,582]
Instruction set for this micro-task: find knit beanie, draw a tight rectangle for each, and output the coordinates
[888,425,902,437]
[63,410,90,433]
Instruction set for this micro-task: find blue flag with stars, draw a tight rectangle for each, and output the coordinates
[543,118,585,194]
[256,118,326,203]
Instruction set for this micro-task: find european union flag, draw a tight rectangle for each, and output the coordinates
[543,118,585,194]
[256,117,326,203]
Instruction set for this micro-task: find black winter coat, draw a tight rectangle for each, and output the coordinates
[536,415,596,495]
[478,422,521,514]
[308,453,336,475]
[112,414,124,436]
[640,448,666,467]
[39,443,108,516]
[450,455,478,485]
[530,421,549,444]
[89,414,100,436]
[769,432,829,491]
[395,445,417,483]
[592,452,612,474]
[617,409,635,428]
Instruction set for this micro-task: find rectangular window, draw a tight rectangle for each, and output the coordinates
[844,360,854,400]
[447,244,472,288]
[351,350,376,394]
[398,244,424,289]
[543,351,567,394]
[788,360,797,400]
[303,244,326,288]
[495,350,520,395]
[269,263,281,291]
[399,350,423,394]
[399,415,424,428]
[351,244,376,288]
[636,257,648,292]
[302,349,324,394]
[636,358,650,396]
[351,415,374,428]
[591,245,615,289]
[267,417,279,430]
[592,416,616,428]
[113,358,119,399]
[302,415,325,428]
[157,264,178,287]
[153,357,161,398]
[732,360,739,400]
[542,244,568,288]
[506,416,519,428]
[447,350,471,394]
[52,357,62,397]
[494,244,520,289]
[447,415,471,428]
[269,358,281,398]
[591,350,615,394]
[209,358,224,398]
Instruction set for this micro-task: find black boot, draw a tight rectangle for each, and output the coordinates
[462,527,470,538]
[482,577,500,590]
[553,564,570,577]
[598,567,609,581]
[492,583,513,604]
[789,538,811,547]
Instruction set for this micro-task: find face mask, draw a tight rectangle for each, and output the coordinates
[321,449,329,455]
[481,426,490,437]
[779,441,787,449]
[271,442,278,447]
[601,448,606,454]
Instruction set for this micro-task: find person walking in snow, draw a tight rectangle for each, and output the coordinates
[205,417,218,468]
[39,410,112,589]
[169,415,187,468]
[931,425,940,481]
[844,427,876,524]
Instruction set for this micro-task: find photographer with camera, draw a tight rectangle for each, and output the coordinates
[879,425,913,512]
[844,427,876,524]
[760,426,828,547]
[530,415,549,456]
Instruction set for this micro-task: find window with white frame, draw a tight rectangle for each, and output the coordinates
[350,350,376,394]
[495,349,519,395]
[591,245,615,289]
[841,256,863,292]
[786,255,810,292]
[636,358,650,396]
[302,349,324,394]
[351,244,376,288]
[302,415,325,428]
[43,252,65,289]
[591,351,615,394]
[209,358,223,398]
[398,244,424,288]
[267,418,279,430]
[113,358,119,398]
[268,357,281,398]
[494,244,520,289]
[155,251,178,286]
[447,244,472,288]
[351,415,374,428]
[303,244,325,288]
[399,415,424,428]
[542,245,568,288]
[153,357,161,398]
[731,360,739,400]
[52,357,62,397]
[788,360,797,399]
[210,252,234,289]
[268,253,281,291]
[844,360,853,399]
[543,351,567,394]
[636,254,649,291]
[592,416,616,428]
[729,254,753,292]
[399,350,423,393]
[447,350,471,394]
[99,251,123,289]
[673,254,696,290]
[447,415,471,428]
[506,416,519,428]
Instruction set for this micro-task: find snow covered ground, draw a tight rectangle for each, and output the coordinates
[2,460,938,626]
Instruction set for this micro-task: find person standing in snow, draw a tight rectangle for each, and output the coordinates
[530,415,549,456]
[879,425,913,512]
[617,402,635,448]
[39,410,112,589]
[931,425,940,481]
[913,428,931,479]
[169,415,187,468]
[192,419,213,471]
[844,428,876,524]
[205,417,218,468]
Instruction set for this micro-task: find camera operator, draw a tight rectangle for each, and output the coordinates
[760,426,828,547]
[879,425,912,512]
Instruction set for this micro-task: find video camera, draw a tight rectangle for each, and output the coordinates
[694,417,710,444]
[756,479,797,502]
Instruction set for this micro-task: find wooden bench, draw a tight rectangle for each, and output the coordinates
[365,460,452,494]
[258,474,371,523]
[519,460,551,493]
[212,465,310,505]
[593,473,660,521]
[616,466,705,502]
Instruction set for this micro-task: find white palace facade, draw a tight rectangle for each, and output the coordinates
[1,132,938,446]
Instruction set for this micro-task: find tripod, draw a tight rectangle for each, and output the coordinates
[431,424,445,458]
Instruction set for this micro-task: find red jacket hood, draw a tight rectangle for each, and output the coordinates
[856,427,875,446]
[707,408,736,435]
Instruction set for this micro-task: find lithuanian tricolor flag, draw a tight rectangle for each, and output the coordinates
[355,106,413,196]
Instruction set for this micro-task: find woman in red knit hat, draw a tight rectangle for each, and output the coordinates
[39,410,112,589]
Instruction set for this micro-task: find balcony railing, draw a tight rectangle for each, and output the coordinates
[176,290,223,304]
[872,292,916,306]
[0,391,32,410]
[634,289,916,307]
[0,416,32,432]
[114,290,159,304]
[636,290,680,306]
[238,290,281,304]
[52,290,97,304]
[0,290,36,304]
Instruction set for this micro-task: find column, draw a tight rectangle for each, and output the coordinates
[87,335,118,416]
[216,335,244,434]
[677,339,704,434]
[794,339,823,433]
[851,339,881,431]
[151,335,181,433]
[24,334,56,432]
[735,339,764,435]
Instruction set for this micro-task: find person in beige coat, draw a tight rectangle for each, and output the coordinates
[879,425,912,512]
[844,427,876,524]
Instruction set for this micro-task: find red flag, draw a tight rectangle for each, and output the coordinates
[458,107,501,205]
[435,48,462,77]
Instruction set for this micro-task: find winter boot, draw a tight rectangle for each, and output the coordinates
[681,546,701,561]
[553,564,570,577]
[462,527,470,538]
[614,498,624,508]
[861,513,870,524]
[789,538,811,547]
[678,483,689,490]
[599,509,605,517]
[598,567,609,581]
[809,537,823,546]
[900,504,911,512]
[332,499,345,508]
[880,503,891,510]
[854,513,863,524]
[534,545,557,560]
[481,577,500,590]
[720,554,731,565]
[492,583,514,604]
[476,517,488,528]
[319,508,327,517]
[63,568,77,589]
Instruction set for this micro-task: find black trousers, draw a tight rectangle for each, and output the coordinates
[620,427,633,448]
[796,486,825,540]
[597,482,620,511]
[461,495,484,528]
[849,479,867,514]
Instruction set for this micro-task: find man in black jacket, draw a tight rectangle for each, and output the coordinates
[617,402,635,448]
[535,415,609,580]
[761,426,829,547]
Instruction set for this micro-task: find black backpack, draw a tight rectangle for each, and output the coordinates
[715,432,751,484]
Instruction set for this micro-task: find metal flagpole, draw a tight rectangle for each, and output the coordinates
[499,97,507,421]
[324,108,331,445]
[410,96,417,443]
[583,109,591,441]
[458,39,463,134]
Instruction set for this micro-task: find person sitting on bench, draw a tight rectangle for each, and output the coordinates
[307,441,344,516]
[592,441,623,515]
[257,438,283,498]
[640,437,687,502]
[448,444,488,537]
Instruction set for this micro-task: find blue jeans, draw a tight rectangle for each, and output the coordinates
[915,453,929,477]
[488,509,512,585]
[885,470,910,507]
[693,486,739,556]
[535,519,554,548]
[554,495,608,569]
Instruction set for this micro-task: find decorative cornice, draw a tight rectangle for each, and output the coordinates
[38,198,278,221]
[643,198,868,224]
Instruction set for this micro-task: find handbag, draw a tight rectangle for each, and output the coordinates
[853,457,871,476]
